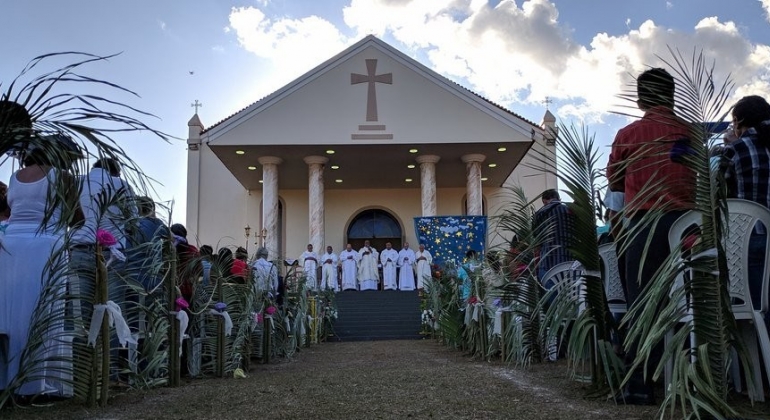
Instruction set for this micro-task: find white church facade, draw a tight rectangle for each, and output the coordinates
[185,35,556,261]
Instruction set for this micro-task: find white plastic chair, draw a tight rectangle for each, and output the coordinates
[598,243,627,315]
[540,261,582,360]
[664,199,770,401]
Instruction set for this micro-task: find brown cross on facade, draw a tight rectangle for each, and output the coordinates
[351,59,392,122]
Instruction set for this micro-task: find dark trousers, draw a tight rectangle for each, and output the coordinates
[623,210,687,393]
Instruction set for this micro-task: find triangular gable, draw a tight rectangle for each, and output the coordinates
[203,35,541,146]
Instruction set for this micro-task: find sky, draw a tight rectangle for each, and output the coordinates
[1,0,769,225]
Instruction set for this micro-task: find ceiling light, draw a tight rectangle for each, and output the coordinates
[409,148,418,154]
[235,150,245,155]
[326,149,335,154]
[497,147,507,152]
[258,180,263,184]
[488,163,497,168]
[481,177,488,181]
[335,179,343,183]
[407,164,416,169]
[405,178,413,182]
[248,166,257,171]
[331,165,340,170]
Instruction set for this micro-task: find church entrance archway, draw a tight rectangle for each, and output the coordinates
[346,208,402,252]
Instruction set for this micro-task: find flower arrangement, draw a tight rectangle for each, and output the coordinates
[265,306,277,316]
[421,309,435,326]
[214,302,227,313]
[96,229,118,247]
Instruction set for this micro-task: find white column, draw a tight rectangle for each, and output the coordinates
[416,154,440,216]
[461,153,485,216]
[259,156,283,257]
[304,155,328,253]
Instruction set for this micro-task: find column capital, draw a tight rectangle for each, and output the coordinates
[303,155,329,166]
[416,154,441,165]
[258,156,283,166]
[461,153,486,164]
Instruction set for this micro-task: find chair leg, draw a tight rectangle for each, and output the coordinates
[665,329,674,394]
[739,322,764,402]
[753,313,770,401]
[729,346,743,394]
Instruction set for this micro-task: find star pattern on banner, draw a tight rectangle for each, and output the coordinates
[414,216,487,265]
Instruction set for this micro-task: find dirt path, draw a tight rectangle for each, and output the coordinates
[4,340,659,420]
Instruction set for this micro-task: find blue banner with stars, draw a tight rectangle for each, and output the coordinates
[414,216,487,266]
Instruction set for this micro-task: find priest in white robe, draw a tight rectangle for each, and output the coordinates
[300,244,319,291]
[397,242,416,291]
[320,245,339,292]
[379,242,398,290]
[415,243,433,290]
[357,240,379,291]
[339,244,359,291]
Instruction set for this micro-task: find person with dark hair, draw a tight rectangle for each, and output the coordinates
[532,189,574,280]
[606,68,694,405]
[199,245,214,287]
[170,223,200,301]
[92,157,121,177]
[230,246,248,284]
[0,128,83,397]
[722,95,770,316]
[127,196,169,292]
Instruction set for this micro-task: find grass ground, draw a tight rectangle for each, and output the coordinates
[3,339,768,419]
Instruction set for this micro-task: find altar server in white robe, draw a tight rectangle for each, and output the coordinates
[300,244,319,291]
[339,244,359,291]
[320,245,339,292]
[415,243,433,290]
[397,242,417,291]
[358,240,379,291]
[379,242,399,290]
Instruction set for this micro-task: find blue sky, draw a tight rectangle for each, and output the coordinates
[2,0,769,224]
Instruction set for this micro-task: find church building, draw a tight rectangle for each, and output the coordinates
[185,35,557,262]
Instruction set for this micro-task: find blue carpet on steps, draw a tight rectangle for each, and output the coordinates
[330,290,423,341]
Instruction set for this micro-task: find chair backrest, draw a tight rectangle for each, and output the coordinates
[540,261,582,303]
[723,199,770,314]
[598,243,625,303]
[668,199,770,314]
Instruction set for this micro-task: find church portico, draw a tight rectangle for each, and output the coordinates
[186,35,556,262]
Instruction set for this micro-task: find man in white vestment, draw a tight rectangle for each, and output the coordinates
[415,243,433,290]
[379,242,398,290]
[397,242,417,291]
[300,243,319,291]
[357,240,379,291]
[320,245,339,292]
[339,243,359,291]
[253,246,278,294]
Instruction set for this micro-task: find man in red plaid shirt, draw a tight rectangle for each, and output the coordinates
[606,68,695,405]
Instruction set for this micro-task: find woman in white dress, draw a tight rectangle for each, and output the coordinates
[0,136,82,398]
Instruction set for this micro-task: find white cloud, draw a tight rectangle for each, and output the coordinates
[341,0,770,121]
[158,20,167,31]
[761,0,770,22]
[666,1,674,10]
[212,45,225,53]
[227,0,770,123]
[227,6,353,84]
